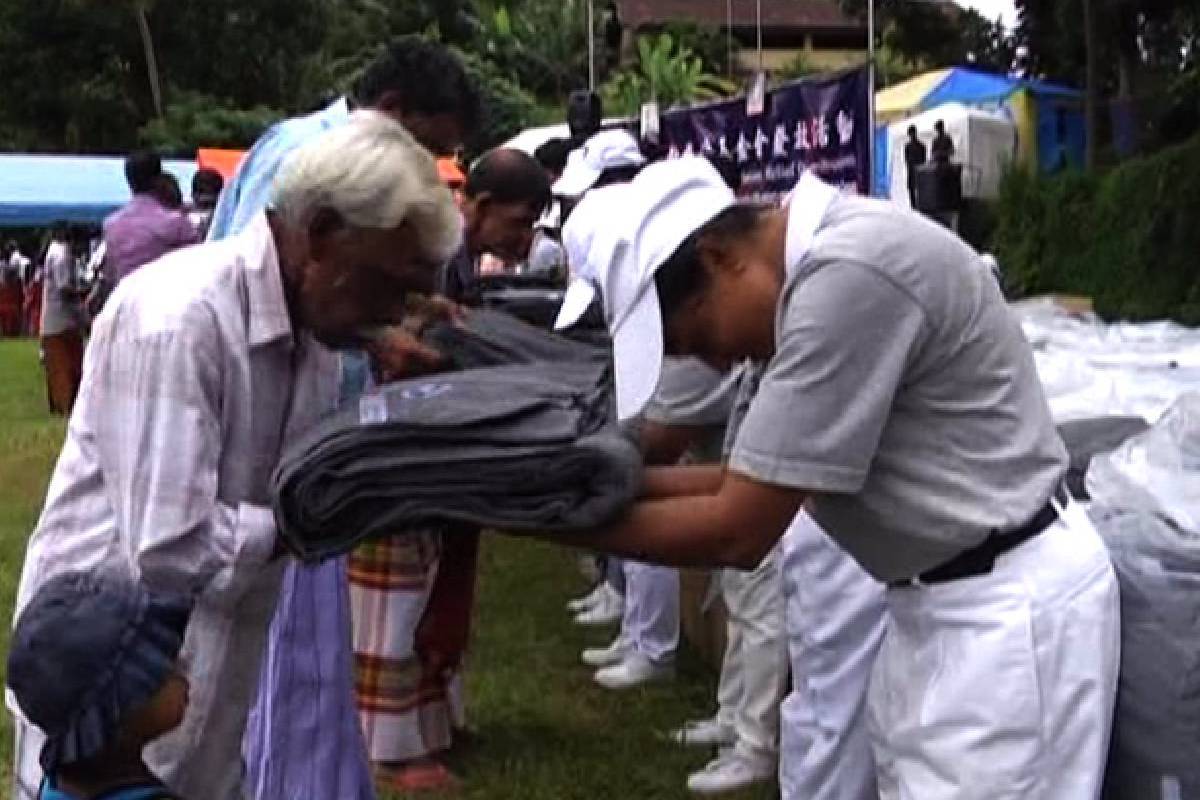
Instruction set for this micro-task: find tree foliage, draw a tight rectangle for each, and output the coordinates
[0,0,735,155]
[601,33,734,117]
[840,0,1015,73]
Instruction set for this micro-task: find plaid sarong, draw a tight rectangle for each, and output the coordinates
[349,530,464,762]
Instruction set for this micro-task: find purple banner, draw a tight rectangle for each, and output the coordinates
[658,66,870,202]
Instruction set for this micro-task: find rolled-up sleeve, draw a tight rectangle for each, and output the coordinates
[92,305,275,602]
[730,261,928,493]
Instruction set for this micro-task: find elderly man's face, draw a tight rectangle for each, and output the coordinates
[295,218,442,349]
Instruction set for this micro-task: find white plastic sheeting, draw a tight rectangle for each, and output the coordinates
[1014,298,1200,424]
[1085,396,1200,800]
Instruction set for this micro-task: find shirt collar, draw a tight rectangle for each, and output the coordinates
[784,171,841,269]
[241,212,294,348]
[321,97,352,127]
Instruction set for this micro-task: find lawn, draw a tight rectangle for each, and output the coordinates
[0,338,775,799]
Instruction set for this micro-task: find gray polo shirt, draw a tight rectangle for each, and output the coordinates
[730,179,1067,582]
[641,357,741,463]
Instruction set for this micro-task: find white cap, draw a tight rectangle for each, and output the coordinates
[554,185,632,331]
[580,157,735,420]
[553,129,647,198]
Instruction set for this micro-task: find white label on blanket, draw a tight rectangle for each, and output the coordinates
[1162,776,1182,800]
[359,394,388,425]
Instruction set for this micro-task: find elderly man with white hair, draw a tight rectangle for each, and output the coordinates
[7,112,461,800]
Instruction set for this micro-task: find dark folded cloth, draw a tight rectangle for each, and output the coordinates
[423,307,610,370]
[273,321,639,562]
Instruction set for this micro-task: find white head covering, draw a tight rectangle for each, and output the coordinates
[553,129,647,198]
[558,157,735,420]
[553,185,631,331]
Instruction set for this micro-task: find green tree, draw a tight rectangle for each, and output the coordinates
[474,0,594,98]
[601,33,734,117]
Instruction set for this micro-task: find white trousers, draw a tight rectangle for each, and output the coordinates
[621,560,679,664]
[780,512,887,800]
[714,543,788,761]
[868,501,1120,800]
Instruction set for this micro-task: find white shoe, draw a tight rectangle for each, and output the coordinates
[686,750,775,794]
[670,717,736,747]
[593,652,673,689]
[567,583,606,613]
[581,635,630,667]
[573,585,623,626]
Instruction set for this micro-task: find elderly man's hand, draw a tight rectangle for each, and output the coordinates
[365,328,449,382]
[360,293,466,382]
[404,293,465,327]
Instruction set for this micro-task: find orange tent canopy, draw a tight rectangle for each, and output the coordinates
[438,158,465,187]
[197,148,247,181]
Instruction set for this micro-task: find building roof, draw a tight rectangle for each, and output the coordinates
[614,0,863,32]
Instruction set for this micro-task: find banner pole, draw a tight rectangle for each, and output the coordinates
[756,0,763,73]
[867,0,876,195]
[587,0,596,92]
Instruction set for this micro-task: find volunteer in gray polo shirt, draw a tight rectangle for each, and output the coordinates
[535,158,1120,800]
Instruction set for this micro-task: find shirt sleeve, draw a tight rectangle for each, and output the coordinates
[90,304,276,604]
[730,261,928,493]
[643,358,741,427]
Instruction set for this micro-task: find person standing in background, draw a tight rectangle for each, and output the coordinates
[101,152,199,286]
[931,120,955,165]
[903,126,926,208]
[0,240,23,337]
[39,225,83,415]
[188,168,225,239]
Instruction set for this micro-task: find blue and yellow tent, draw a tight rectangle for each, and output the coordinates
[874,67,1084,194]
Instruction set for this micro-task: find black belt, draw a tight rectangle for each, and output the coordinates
[889,485,1069,588]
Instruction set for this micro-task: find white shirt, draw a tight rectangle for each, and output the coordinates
[39,240,77,336]
[10,213,340,799]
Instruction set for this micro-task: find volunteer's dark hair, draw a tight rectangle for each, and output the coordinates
[354,35,481,132]
[534,138,573,174]
[125,150,162,194]
[654,204,770,315]
[464,148,552,213]
[192,167,224,197]
[908,125,918,137]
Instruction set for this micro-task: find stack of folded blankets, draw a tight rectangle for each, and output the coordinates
[273,310,641,563]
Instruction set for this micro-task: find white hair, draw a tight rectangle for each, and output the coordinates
[271,110,461,261]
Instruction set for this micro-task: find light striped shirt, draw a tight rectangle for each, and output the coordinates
[10,213,340,800]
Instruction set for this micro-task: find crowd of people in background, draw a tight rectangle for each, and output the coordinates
[0,154,225,416]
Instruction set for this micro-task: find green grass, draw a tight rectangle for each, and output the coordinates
[0,339,66,793]
[0,338,775,799]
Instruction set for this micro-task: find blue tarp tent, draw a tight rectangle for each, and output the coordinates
[0,154,198,227]
[873,68,1085,195]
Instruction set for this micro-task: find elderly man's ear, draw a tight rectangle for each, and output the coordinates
[305,208,346,257]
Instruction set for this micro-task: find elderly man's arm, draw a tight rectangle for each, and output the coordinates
[91,304,275,603]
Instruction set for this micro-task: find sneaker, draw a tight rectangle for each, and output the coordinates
[567,583,606,613]
[573,585,623,626]
[593,652,673,689]
[671,717,736,748]
[581,634,630,667]
[686,750,775,795]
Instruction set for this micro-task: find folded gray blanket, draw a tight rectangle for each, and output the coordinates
[272,314,639,563]
[423,307,611,371]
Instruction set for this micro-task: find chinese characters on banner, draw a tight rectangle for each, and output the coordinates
[658,66,870,202]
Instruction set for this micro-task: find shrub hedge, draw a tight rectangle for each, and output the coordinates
[991,134,1200,323]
